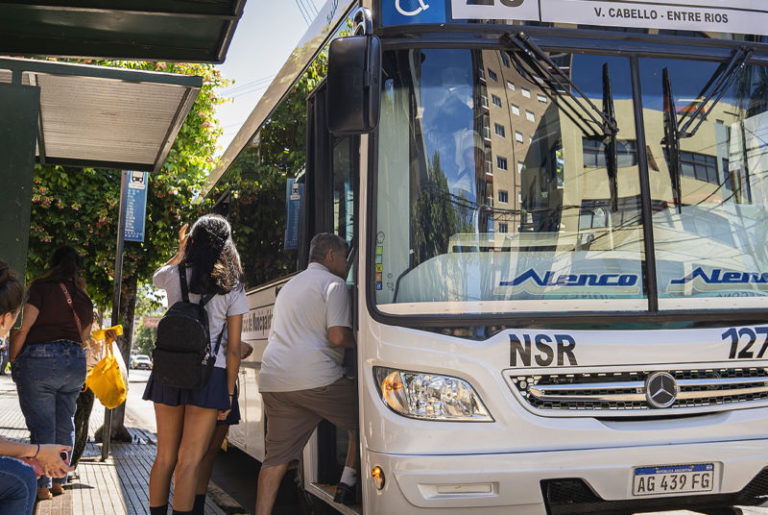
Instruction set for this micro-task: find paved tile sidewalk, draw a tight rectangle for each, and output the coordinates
[0,375,226,515]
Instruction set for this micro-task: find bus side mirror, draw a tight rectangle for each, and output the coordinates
[327,35,382,135]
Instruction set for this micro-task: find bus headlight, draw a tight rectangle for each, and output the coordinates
[374,367,493,422]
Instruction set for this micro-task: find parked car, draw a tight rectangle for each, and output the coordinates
[130,354,152,370]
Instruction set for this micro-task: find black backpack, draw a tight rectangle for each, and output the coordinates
[152,266,225,390]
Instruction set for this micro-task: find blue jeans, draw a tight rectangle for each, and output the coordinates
[12,341,86,488]
[0,457,37,514]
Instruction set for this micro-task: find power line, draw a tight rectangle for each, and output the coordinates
[306,0,319,17]
[299,0,318,22]
[294,0,311,24]
[220,75,274,97]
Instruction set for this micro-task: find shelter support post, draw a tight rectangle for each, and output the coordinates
[0,83,39,280]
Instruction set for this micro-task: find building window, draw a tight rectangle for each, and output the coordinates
[678,150,719,184]
[491,94,502,107]
[500,52,510,68]
[511,104,520,116]
[478,68,485,80]
[480,95,488,108]
[507,80,516,91]
[486,160,493,174]
[537,94,547,103]
[499,222,509,233]
[497,156,508,170]
[517,161,524,173]
[522,88,531,98]
[515,131,524,143]
[488,69,498,81]
[583,139,639,168]
[483,125,491,140]
[525,110,535,122]
[498,190,509,203]
[494,123,506,137]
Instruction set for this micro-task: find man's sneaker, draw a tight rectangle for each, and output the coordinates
[333,482,355,505]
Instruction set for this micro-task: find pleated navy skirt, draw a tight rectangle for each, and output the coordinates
[143,366,230,411]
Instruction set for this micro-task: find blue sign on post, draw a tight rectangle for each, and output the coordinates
[284,178,303,250]
[124,171,149,242]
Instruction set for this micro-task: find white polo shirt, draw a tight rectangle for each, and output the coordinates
[259,262,352,392]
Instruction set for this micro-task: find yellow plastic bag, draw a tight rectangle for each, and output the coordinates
[86,337,127,409]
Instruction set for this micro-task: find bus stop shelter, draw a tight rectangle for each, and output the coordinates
[0,0,245,278]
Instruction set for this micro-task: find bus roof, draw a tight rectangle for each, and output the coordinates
[201,0,359,198]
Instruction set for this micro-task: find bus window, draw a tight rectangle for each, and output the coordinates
[641,57,768,308]
[374,48,645,314]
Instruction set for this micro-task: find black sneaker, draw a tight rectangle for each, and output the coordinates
[333,482,355,505]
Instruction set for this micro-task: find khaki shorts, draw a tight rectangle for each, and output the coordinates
[261,377,357,467]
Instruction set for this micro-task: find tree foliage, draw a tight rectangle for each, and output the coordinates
[208,53,327,287]
[26,61,226,311]
[25,60,227,438]
[411,151,472,265]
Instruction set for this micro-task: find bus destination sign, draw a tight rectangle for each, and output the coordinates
[445,0,768,36]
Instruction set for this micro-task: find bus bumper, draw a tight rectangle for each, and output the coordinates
[363,439,768,514]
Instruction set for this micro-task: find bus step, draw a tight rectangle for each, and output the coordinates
[307,482,362,515]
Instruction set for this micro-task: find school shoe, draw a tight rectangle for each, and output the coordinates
[51,483,64,496]
[333,482,355,505]
[37,488,52,501]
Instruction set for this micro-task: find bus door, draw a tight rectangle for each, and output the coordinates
[303,80,361,510]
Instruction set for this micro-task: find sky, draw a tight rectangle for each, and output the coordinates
[213,0,324,155]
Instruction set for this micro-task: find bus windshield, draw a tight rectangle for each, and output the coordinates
[373,47,768,316]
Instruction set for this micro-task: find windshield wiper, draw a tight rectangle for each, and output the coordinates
[505,32,618,139]
[602,63,619,213]
[662,67,683,213]
[678,46,753,138]
[661,46,752,213]
[506,32,620,211]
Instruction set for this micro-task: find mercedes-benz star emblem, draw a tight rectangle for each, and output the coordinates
[645,372,679,409]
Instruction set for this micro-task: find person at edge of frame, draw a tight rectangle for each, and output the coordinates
[0,258,71,514]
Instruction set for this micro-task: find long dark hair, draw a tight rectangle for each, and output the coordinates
[182,214,243,295]
[34,246,86,291]
[0,260,24,316]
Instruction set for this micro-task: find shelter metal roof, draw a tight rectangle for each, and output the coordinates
[0,1,245,63]
[0,57,202,172]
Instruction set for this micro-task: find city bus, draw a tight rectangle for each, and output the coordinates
[200,0,768,512]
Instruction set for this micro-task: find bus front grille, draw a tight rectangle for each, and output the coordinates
[506,367,768,416]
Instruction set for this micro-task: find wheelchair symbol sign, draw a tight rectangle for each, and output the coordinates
[396,0,430,16]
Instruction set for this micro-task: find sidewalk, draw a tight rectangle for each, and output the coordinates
[0,374,226,515]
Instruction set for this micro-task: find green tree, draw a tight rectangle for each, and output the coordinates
[133,325,157,356]
[26,60,227,440]
[209,53,327,286]
[411,151,471,265]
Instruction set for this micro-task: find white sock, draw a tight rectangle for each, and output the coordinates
[340,466,357,486]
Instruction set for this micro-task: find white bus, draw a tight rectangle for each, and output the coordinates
[201,1,768,512]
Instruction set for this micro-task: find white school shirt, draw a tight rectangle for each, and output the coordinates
[153,265,249,368]
[258,262,352,392]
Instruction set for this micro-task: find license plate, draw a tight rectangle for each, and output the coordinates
[632,463,714,496]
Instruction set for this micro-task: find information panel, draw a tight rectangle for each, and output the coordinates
[124,171,148,242]
[448,0,768,36]
[284,178,303,250]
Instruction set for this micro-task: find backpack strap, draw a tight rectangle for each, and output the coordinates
[179,265,215,307]
[178,265,191,303]
[211,324,226,358]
